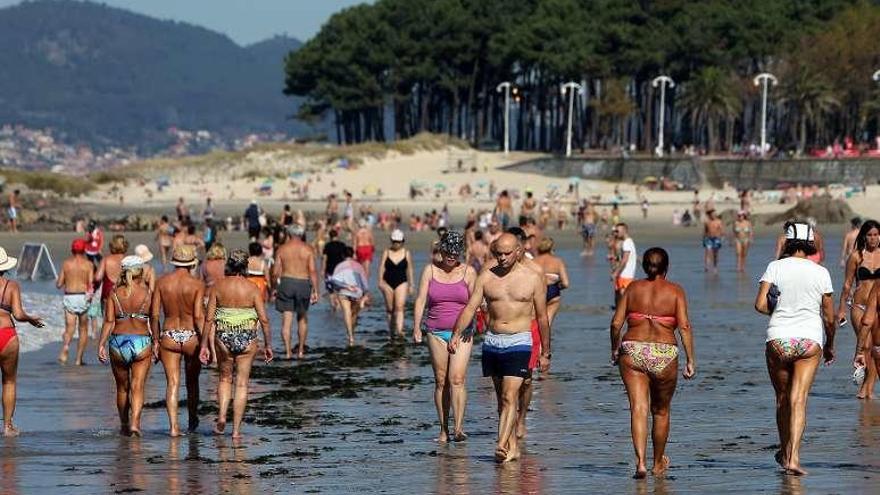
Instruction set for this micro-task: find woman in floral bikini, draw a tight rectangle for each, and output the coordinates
[610,247,696,479]
[755,221,836,476]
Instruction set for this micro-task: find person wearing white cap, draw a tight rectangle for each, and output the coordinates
[272,223,319,359]
[377,229,414,340]
[0,247,44,437]
[151,245,205,436]
[755,220,836,475]
[97,254,154,437]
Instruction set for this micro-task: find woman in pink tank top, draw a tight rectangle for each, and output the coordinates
[412,231,476,443]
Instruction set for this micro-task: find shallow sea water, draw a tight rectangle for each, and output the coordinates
[3,231,880,494]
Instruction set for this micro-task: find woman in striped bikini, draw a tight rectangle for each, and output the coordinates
[755,221,836,476]
[610,247,695,479]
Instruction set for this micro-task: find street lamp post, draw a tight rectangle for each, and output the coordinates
[753,72,778,157]
[651,75,675,157]
[496,82,512,154]
[561,81,582,157]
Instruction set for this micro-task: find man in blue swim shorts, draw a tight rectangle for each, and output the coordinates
[448,233,551,464]
[703,209,725,273]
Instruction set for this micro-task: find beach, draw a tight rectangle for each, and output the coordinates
[2,228,879,494]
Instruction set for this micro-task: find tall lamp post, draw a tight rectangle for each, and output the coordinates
[496,81,513,154]
[651,75,675,157]
[561,81,582,157]
[753,72,778,157]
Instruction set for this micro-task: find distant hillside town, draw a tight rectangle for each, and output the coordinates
[0,124,291,174]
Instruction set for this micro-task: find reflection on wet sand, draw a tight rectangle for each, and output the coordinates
[494,453,543,495]
[433,447,471,494]
[2,438,19,495]
[110,437,148,493]
[777,474,804,495]
[216,437,254,495]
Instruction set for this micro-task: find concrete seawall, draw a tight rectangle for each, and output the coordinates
[502,156,880,189]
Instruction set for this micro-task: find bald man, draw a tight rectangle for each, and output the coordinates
[449,233,550,463]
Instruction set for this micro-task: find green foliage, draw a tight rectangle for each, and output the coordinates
[285,0,877,153]
[0,168,94,196]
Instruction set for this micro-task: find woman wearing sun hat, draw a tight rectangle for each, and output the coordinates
[151,245,205,436]
[135,244,156,292]
[0,247,44,437]
[377,229,414,340]
[97,254,154,437]
[412,230,476,442]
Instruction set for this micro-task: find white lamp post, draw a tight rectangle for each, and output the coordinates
[496,82,512,154]
[753,72,778,157]
[561,81,582,157]
[651,75,675,157]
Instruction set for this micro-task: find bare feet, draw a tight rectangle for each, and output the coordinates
[169,426,181,438]
[3,424,20,437]
[504,445,520,463]
[213,421,226,435]
[633,469,648,480]
[494,447,508,463]
[784,463,808,476]
[57,347,69,365]
[436,431,449,444]
[347,337,355,346]
[774,450,786,467]
[452,431,468,442]
[129,428,142,438]
[296,350,305,360]
[231,430,243,440]
[119,424,130,436]
[651,456,670,477]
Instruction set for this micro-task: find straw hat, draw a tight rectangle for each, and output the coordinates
[134,244,154,263]
[120,255,144,270]
[0,247,17,272]
[170,245,198,267]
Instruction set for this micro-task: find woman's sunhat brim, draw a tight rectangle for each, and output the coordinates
[0,256,17,271]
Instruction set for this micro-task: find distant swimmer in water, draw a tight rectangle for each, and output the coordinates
[702,209,724,273]
[151,245,205,436]
[733,211,753,273]
[610,247,695,479]
[0,247,44,437]
[448,233,550,463]
[200,249,272,439]
[533,237,569,325]
[97,255,154,437]
[412,230,476,443]
[755,221,835,476]
[837,219,880,399]
[56,238,94,365]
[378,229,414,340]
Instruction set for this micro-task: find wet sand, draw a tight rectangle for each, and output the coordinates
[2,230,880,494]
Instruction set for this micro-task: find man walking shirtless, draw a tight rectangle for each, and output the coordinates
[273,224,319,359]
[448,233,551,463]
[56,239,94,365]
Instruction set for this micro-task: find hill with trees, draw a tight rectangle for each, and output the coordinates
[0,0,304,150]
[285,0,880,156]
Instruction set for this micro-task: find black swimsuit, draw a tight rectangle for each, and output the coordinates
[383,253,408,289]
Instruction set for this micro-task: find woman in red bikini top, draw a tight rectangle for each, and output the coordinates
[0,247,44,437]
[609,247,695,479]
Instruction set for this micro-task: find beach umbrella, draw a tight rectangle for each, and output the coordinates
[643,176,659,183]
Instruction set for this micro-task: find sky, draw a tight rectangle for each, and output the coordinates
[0,0,372,45]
